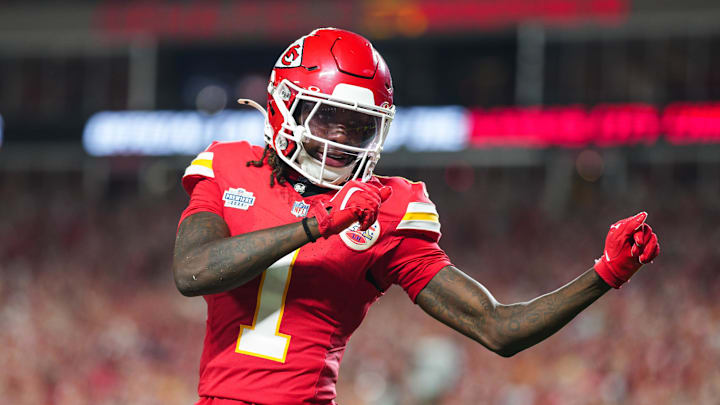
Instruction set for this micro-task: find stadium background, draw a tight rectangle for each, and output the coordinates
[1,1,719,404]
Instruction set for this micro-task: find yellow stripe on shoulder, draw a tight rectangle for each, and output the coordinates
[397,201,441,234]
[191,158,213,169]
[183,165,214,178]
[402,212,439,222]
[183,151,215,178]
[405,202,438,216]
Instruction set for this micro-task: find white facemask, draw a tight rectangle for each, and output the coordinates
[296,147,356,186]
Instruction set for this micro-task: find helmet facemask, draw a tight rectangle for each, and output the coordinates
[271,79,394,189]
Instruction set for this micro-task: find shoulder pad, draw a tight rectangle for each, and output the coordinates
[184,150,215,179]
[396,200,441,239]
[182,141,258,195]
[377,176,442,241]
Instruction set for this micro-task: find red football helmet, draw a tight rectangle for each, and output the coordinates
[240,28,395,189]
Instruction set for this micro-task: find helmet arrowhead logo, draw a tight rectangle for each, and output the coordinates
[275,38,305,68]
[282,45,301,66]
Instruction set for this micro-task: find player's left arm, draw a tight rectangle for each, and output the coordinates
[417,265,609,357]
[416,212,660,357]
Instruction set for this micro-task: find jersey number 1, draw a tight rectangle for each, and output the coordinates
[235,249,299,363]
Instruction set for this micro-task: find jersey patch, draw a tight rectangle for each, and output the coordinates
[223,187,256,210]
[340,220,381,251]
[290,200,310,218]
[184,151,214,178]
[396,202,440,234]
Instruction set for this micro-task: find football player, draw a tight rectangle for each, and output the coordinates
[173,28,660,404]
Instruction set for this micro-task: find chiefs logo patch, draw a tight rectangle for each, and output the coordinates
[339,220,381,251]
[275,38,305,68]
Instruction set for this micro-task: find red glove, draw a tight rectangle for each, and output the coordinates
[311,180,393,238]
[594,212,660,288]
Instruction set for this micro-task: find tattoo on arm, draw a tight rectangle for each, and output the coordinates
[417,266,500,350]
[492,269,610,355]
[417,266,610,357]
[174,212,230,267]
[172,212,321,297]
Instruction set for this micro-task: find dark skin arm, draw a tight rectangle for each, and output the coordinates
[416,265,610,357]
[172,212,322,297]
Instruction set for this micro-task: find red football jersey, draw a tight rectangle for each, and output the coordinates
[179,141,452,404]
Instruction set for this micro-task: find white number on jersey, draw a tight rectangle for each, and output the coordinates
[235,249,299,363]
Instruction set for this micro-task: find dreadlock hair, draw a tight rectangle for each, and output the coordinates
[246,145,289,187]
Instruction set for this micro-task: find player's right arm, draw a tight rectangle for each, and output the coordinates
[173,179,391,297]
[173,211,323,297]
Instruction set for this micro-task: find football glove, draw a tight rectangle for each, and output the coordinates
[311,179,392,238]
[594,212,660,288]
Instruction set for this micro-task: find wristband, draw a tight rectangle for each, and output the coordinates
[301,217,316,243]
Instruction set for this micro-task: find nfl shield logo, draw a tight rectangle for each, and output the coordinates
[291,201,310,218]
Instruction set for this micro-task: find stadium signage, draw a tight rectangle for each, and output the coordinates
[82,102,720,156]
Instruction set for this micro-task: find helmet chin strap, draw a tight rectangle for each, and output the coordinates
[297,148,355,186]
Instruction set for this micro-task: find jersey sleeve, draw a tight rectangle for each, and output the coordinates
[178,178,224,225]
[178,142,225,226]
[381,235,452,302]
[182,141,221,195]
[394,181,442,242]
[372,178,451,302]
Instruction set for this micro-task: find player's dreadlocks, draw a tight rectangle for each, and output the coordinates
[246,145,289,187]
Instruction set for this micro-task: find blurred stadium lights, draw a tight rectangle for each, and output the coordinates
[82,110,265,156]
[82,103,720,157]
[94,0,629,41]
[4,0,720,172]
[384,106,468,152]
[82,107,468,156]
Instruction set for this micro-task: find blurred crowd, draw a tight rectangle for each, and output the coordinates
[1,166,718,405]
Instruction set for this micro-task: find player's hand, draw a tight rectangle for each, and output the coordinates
[594,212,660,288]
[311,180,392,238]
